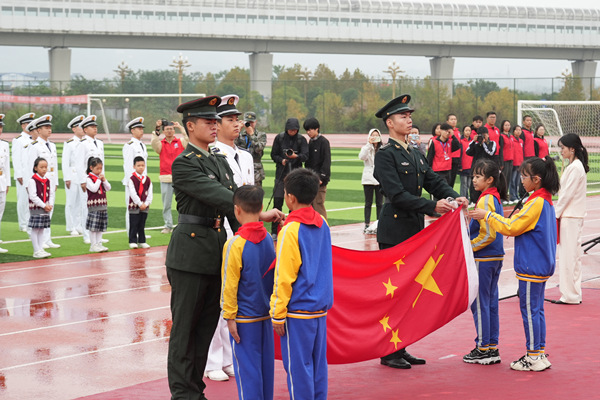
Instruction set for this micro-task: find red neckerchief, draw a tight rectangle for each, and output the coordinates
[236,221,267,244]
[477,187,500,204]
[284,206,323,228]
[527,188,553,206]
[88,173,102,195]
[33,173,49,203]
[132,172,146,197]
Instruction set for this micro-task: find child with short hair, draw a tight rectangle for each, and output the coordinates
[86,157,111,253]
[470,157,559,372]
[271,168,334,400]
[27,157,54,258]
[128,156,153,249]
[221,185,276,400]
[463,159,507,365]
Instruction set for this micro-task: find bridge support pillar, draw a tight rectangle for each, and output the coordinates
[249,52,273,104]
[429,57,454,97]
[571,60,597,100]
[49,47,72,90]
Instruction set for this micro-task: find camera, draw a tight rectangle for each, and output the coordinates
[476,134,484,143]
[161,119,169,127]
[245,121,251,127]
[284,148,295,157]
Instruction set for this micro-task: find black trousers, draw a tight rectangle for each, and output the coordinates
[167,268,221,400]
[363,184,383,226]
[128,212,148,244]
[272,196,284,235]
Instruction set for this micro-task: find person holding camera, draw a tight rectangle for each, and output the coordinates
[234,111,267,186]
[270,117,308,237]
[359,128,383,233]
[151,118,188,234]
[408,125,427,155]
[466,126,497,204]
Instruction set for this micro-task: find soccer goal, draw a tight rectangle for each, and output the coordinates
[518,100,600,194]
[86,93,204,143]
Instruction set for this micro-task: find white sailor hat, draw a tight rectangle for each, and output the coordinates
[0,114,4,126]
[29,114,53,130]
[126,117,145,130]
[216,94,241,117]
[17,113,36,125]
[67,115,85,129]
[81,115,98,129]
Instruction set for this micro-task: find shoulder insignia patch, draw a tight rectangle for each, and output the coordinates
[66,138,74,143]
[32,140,38,145]
[0,139,7,143]
[184,151,195,158]
[196,154,202,158]
[380,143,392,150]
[80,138,87,142]
[127,140,133,145]
[401,162,410,166]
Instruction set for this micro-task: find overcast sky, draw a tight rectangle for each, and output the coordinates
[1,0,598,85]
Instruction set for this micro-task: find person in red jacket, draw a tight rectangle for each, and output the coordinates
[151,119,188,234]
[484,111,501,166]
[521,115,536,159]
[446,114,462,189]
[499,120,514,204]
[533,124,550,160]
[459,125,473,200]
[427,122,460,190]
[509,125,525,202]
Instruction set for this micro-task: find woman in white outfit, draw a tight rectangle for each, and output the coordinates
[359,129,383,233]
[553,133,589,305]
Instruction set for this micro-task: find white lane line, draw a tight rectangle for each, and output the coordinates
[0,305,170,338]
[0,336,169,372]
[0,250,165,274]
[0,283,170,313]
[0,265,165,290]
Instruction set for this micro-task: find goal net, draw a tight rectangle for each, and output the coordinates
[518,100,600,194]
[87,93,205,143]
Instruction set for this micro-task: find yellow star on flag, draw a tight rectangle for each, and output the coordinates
[390,329,402,349]
[394,256,406,272]
[383,278,398,298]
[379,315,392,333]
[412,254,444,308]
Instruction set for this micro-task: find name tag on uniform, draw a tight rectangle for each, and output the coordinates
[50,167,54,172]
[208,174,216,179]
[401,162,409,166]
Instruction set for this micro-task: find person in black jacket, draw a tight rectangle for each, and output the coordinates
[303,117,331,219]
[466,126,496,203]
[270,118,308,235]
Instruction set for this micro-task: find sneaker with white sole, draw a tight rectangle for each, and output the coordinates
[139,243,151,249]
[160,228,172,234]
[510,354,546,372]
[540,353,551,369]
[204,370,229,381]
[42,243,50,249]
[0,247,7,253]
[46,242,61,249]
[70,230,79,236]
[84,239,91,245]
[33,250,50,258]
[223,365,235,377]
[463,348,494,365]
[101,238,109,243]
[89,244,103,253]
[488,348,501,364]
[129,243,138,249]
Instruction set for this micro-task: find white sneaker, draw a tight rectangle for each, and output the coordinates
[0,247,7,253]
[540,353,552,369]
[70,230,79,236]
[84,239,91,245]
[33,250,50,258]
[42,243,50,249]
[101,238,109,243]
[160,228,172,234]
[129,243,138,249]
[41,250,52,257]
[139,243,151,249]
[99,245,109,252]
[46,242,61,249]
[510,354,546,372]
[89,244,103,253]
[146,234,152,239]
[223,365,235,377]
[204,370,229,381]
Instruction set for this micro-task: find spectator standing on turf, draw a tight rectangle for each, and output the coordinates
[521,115,536,160]
[151,119,188,234]
[459,125,473,199]
[446,114,462,189]
[303,117,331,219]
[499,120,514,204]
[509,125,525,202]
[484,111,501,166]
[408,125,427,156]
[359,128,383,234]
[12,112,35,232]
[235,112,267,187]
[0,114,10,253]
[533,125,549,160]
[63,115,85,236]
[427,122,459,188]
[466,127,496,204]
[470,115,484,139]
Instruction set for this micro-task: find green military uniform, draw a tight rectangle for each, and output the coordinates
[374,138,458,246]
[166,95,240,400]
[234,112,267,185]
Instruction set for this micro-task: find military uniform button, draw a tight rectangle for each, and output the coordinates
[394,214,397,218]
[191,232,196,238]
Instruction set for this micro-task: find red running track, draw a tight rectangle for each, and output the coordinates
[0,197,599,399]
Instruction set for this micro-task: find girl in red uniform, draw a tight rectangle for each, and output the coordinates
[27,157,54,258]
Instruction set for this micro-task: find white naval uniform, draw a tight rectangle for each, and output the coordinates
[205,140,254,373]
[122,137,148,232]
[11,132,31,231]
[75,136,105,242]
[27,138,59,244]
[62,136,83,233]
[0,139,11,241]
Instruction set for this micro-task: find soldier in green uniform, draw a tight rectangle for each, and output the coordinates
[373,94,468,369]
[165,96,283,400]
[234,111,267,186]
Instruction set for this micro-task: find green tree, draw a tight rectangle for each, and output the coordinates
[556,70,585,101]
[481,88,518,122]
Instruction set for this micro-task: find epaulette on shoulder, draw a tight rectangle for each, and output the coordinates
[127,140,133,145]
[31,140,38,145]
[211,147,221,154]
[184,151,196,158]
[214,152,227,158]
[80,137,87,142]
[380,142,393,150]
[0,139,8,143]
[66,138,74,143]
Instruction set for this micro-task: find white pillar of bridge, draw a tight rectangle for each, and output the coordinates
[249,52,273,103]
[48,47,72,89]
[571,60,597,100]
[429,57,455,97]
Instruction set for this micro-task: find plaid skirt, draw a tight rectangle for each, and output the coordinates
[28,214,51,229]
[86,210,108,232]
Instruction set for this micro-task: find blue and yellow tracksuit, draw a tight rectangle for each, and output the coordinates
[483,189,557,356]
[469,188,504,351]
[221,221,276,400]
[270,207,334,400]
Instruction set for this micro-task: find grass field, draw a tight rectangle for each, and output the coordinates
[1,142,598,263]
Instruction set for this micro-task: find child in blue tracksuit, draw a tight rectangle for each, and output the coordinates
[271,169,334,400]
[221,185,276,400]
[470,157,559,372]
[463,159,506,365]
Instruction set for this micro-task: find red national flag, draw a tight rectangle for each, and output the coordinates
[325,208,477,364]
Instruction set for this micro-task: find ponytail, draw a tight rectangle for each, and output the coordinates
[521,157,560,195]
[471,159,508,201]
